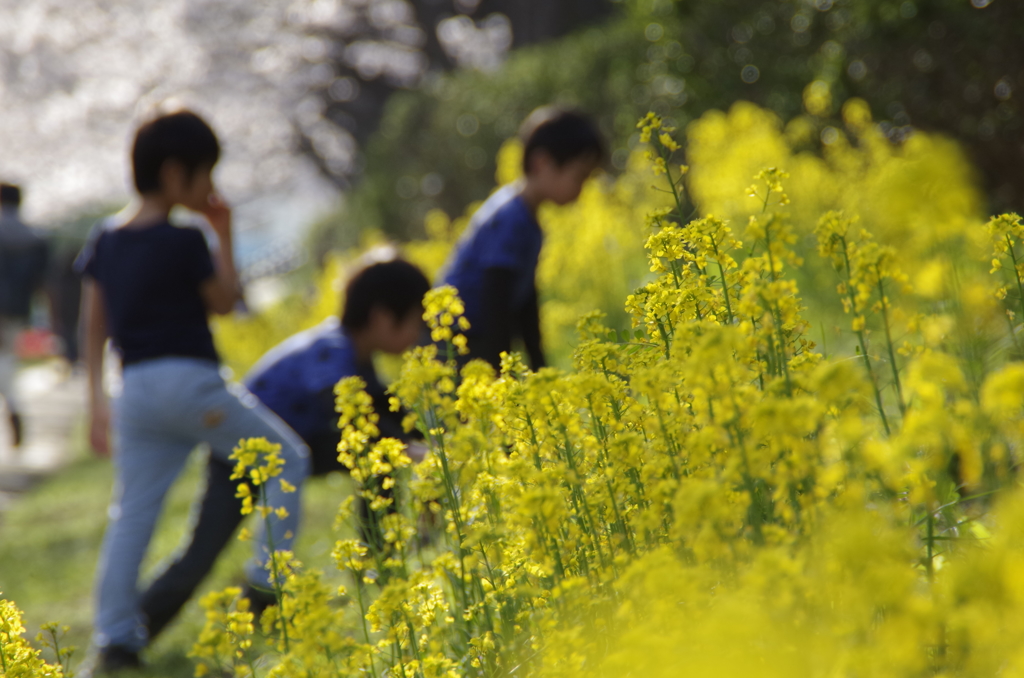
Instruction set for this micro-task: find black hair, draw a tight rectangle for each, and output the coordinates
[520,107,605,175]
[341,258,431,332]
[0,183,21,206]
[131,110,220,194]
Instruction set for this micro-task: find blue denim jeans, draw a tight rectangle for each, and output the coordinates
[93,358,309,651]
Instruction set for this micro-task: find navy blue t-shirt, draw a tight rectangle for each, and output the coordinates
[76,219,219,365]
[244,317,360,445]
[439,184,543,334]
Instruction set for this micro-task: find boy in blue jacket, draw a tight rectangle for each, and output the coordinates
[439,107,604,369]
[139,257,430,640]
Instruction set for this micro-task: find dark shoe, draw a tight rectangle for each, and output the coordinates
[79,645,142,677]
[241,583,277,619]
[9,411,21,448]
[101,646,141,672]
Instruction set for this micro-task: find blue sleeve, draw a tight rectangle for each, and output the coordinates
[302,355,355,395]
[183,227,215,286]
[248,334,358,404]
[477,210,529,271]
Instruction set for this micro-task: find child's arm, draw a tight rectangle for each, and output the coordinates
[82,279,111,456]
[519,281,545,370]
[479,267,517,369]
[199,195,242,315]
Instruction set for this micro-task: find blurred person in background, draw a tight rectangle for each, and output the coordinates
[0,182,49,449]
[46,232,87,367]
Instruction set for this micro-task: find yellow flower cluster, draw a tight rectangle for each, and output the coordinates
[635,110,663,144]
[423,285,471,357]
[0,99,1009,678]
[35,622,74,678]
[174,106,1024,677]
[192,556,366,677]
[189,587,255,678]
[988,213,1024,327]
[230,437,289,519]
[6,95,1024,678]
[175,105,1024,676]
[0,595,64,677]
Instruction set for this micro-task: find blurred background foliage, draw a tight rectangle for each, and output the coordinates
[306,0,1021,255]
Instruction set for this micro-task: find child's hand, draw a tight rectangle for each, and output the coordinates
[89,403,111,458]
[202,193,232,239]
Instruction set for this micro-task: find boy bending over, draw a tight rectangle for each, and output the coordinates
[139,257,430,639]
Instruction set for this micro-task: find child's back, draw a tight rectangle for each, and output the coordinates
[82,219,216,365]
[441,183,542,359]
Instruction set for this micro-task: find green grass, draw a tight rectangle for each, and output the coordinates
[0,429,355,677]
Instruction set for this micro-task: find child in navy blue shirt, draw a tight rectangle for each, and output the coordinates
[78,111,310,674]
[138,257,430,640]
[440,107,604,369]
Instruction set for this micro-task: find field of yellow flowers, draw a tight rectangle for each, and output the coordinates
[7,101,1024,676]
